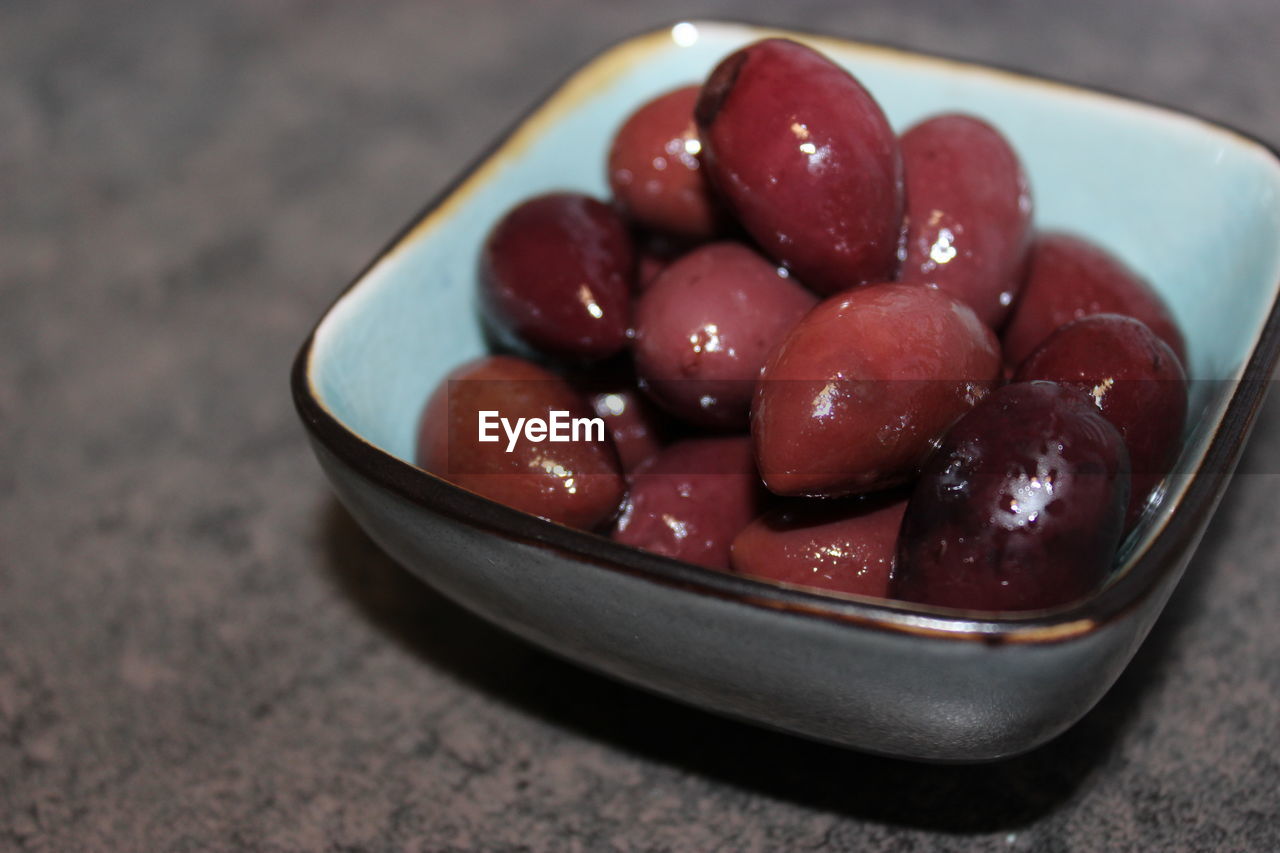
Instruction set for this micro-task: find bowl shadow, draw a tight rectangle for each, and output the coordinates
[317,401,1262,833]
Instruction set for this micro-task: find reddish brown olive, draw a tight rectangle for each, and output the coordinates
[417,355,625,529]
[1002,232,1186,368]
[608,85,723,239]
[612,436,766,570]
[633,242,818,428]
[897,113,1033,328]
[481,192,634,361]
[588,386,668,474]
[730,496,905,597]
[695,38,904,294]
[892,381,1130,612]
[1015,314,1187,529]
[752,282,1002,497]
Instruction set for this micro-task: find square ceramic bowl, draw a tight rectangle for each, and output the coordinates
[292,21,1280,761]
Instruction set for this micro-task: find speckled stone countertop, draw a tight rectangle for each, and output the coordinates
[3,1,1278,850]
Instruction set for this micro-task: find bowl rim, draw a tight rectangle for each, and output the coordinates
[291,19,1280,645]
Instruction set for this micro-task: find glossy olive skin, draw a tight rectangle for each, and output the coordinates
[730,496,905,597]
[633,242,818,428]
[753,282,1002,497]
[417,356,625,529]
[608,86,723,239]
[1002,232,1187,368]
[1015,314,1187,529]
[480,193,634,361]
[898,114,1033,328]
[588,386,668,474]
[892,382,1130,612]
[695,38,903,294]
[612,436,766,570]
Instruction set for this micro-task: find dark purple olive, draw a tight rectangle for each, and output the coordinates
[1001,232,1186,368]
[892,381,1130,612]
[1015,314,1187,529]
[612,436,766,570]
[481,192,634,361]
[633,242,817,429]
[897,113,1033,328]
[730,495,905,597]
[695,38,903,294]
[417,356,625,529]
[588,386,668,474]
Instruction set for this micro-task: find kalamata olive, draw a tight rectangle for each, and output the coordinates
[417,355,625,529]
[608,85,723,239]
[1015,314,1187,529]
[753,282,1001,497]
[695,38,903,294]
[892,381,1130,612]
[897,114,1033,328]
[588,386,668,474]
[633,242,818,428]
[612,436,766,570]
[480,192,634,361]
[1001,232,1186,368]
[730,496,905,597]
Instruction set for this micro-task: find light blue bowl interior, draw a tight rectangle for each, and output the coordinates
[309,22,1280,552]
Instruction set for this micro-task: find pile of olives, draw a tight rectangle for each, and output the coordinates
[417,38,1188,613]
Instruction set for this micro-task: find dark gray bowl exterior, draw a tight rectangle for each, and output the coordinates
[308,438,1205,761]
[292,24,1280,761]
